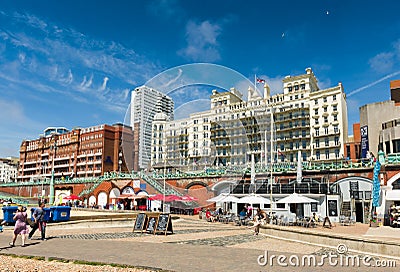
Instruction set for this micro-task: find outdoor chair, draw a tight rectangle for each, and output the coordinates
[288,217,295,226]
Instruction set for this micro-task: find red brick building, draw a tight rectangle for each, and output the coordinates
[18,123,134,182]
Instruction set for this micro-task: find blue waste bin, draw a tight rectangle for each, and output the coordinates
[30,207,52,222]
[2,206,18,224]
[51,206,71,222]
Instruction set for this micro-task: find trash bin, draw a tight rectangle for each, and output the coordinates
[30,207,52,222]
[51,206,71,222]
[2,206,18,224]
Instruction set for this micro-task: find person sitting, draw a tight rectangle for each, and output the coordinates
[239,208,248,225]
[205,209,215,222]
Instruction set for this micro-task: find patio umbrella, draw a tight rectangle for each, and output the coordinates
[179,195,198,202]
[63,194,80,200]
[164,194,182,202]
[276,193,318,204]
[206,193,229,202]
[237,194,271,205]
[221,195,239,203]
[148,194,165,201]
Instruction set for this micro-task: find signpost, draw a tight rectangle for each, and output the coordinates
[133,213,147,233]
[155,213,173,235]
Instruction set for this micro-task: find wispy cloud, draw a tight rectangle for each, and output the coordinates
[178,20,222,62]
[347,70,400,97]
[369,52,395,74]
[0,11,160,112]
[369,39,400,74]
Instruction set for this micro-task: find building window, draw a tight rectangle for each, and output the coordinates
[324,117,328,123]
[324,127,328,134]
[333,105,337,111]
[315,129,319,136]
[314,109,318,115]
[315,119,319,125]
[333,115,338,121]
[333,94,336,101]
[334,136,339,146]
[323,97,327,103]
[316,151,321,160]
[300,83,305,90]
[325,137,329,147]
[316,139,320,148]
[334,126,339,133]
[294,85,299,91]
[323,107,328,113]
[325,149,330,159]
[288,86,293,92]
[335,149,340,158]
[314,99,318,105]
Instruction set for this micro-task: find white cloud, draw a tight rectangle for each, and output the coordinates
[369,52,395,74]
[99,76,109,92]
[178,20,222,62]
[0,11,160,113]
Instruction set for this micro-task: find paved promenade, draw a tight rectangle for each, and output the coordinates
[0,210,398,271]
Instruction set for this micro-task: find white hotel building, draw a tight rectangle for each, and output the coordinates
[151,68,348,169]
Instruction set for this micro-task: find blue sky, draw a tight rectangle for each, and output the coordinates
[1,0,400,158]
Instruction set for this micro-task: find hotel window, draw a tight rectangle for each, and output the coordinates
[325,137,329,146]
[333,105,337,111]
[300,83,305,90]
[288,86,293,92]
[323,107,328,113]
[316,139,320,148]
[294,85,299,91]
[324,127,329,134]
[314,99,318,105]
[314,109,318,115]
[334,126,339,133]
[333,115,338,121]
[334,136,339,145]
[323,97,327,103]
[325,149,330,159]
[333,95,336,101]
[324,117,328,123]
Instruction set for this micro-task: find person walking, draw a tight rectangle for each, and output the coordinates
[9,205,29,247]
[28,201,47,241]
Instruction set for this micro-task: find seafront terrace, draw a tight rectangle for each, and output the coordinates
[0,209,398,271]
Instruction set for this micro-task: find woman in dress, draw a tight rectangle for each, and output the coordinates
[9,205,29,247]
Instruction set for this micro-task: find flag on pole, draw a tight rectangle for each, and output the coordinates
[256,78,265,84]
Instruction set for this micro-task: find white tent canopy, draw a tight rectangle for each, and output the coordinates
[276,193,318,204]
[237,194,271,205]
[221,195,239,202]
[206,193,229,202]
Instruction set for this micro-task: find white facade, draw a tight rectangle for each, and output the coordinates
[151,68,348,168]
[0,159,18,183]
[131,86,174,170]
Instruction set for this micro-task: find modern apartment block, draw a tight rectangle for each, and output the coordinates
[130,86,174,171]
[0,157,18,183]
[18,124,133,182]
[151,68,348,169]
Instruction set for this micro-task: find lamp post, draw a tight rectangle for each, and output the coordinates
[163,129,167,213]
[49,140,57,205]
[269,109,274,216]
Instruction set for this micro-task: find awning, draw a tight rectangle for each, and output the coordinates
[386,190,400,201]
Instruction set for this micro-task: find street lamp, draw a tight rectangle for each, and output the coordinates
[49,140,57,205]
[269,109,274,217]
